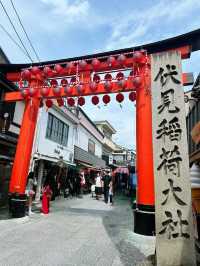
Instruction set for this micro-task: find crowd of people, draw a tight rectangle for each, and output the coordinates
[25,166,136,216]
[25,167,87,216]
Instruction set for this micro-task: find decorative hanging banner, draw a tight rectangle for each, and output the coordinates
[151,51,196,266]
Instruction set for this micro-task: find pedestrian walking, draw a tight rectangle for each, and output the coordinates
[25,172,35,216]
[45,169,57,201]
[68,178,74,198]
[109,180,114,205]
[41,184,52,214]
[91,183,95,198]
[32,176,37,199]
[102,171,111,204]
[95,172,102,200]
[74,174,80,197]
[79,172,85,198]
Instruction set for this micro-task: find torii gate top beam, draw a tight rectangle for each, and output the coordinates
[1,28,200,74]
[2,29,200,104]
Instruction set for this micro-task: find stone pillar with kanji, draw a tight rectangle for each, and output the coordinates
[151,51,196,266]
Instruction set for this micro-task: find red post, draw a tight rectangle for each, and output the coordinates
[9,97,40,193]
[9,84,40,217]
[134,69,155,236]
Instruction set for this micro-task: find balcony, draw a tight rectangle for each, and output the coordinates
[103,137,117,152]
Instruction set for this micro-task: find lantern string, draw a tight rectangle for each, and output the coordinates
[18,50,148,106]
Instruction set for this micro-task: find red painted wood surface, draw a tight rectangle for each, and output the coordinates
[4,74,191,103]
[136,65,155,206]
[4,79,137,102]
[9,84,40,194]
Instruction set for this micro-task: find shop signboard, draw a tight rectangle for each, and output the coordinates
[109,155,113,165]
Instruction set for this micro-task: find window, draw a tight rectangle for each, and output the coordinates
[46,113,53,139]
[46,113,69,146]
[62,124,69,146]
[88,139,95,154]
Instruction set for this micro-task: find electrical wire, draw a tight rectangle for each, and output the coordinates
[0,0,33,63]
[0,23,33,60]
[10,0,40,62]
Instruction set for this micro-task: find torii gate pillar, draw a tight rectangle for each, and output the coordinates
[134,78,155,236]
[9,81,40,217]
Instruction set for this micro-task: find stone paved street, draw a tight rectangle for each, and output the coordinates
[0,194,155,266]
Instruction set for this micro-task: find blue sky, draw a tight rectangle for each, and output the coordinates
[0,0,200,149]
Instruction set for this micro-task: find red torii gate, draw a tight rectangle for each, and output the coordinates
[2,30,195,235]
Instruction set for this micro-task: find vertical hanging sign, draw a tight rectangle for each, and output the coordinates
[151,51,196,266]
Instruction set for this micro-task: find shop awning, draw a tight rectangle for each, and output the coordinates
[77,161,96,169]
[57,159,76,168]
[74,146,106,169]
[33,153,76,167]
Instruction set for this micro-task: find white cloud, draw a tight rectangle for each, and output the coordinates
[0,0,98,62]
[40,0,90,23]
[105,0,200,50]
[38,0,106,33]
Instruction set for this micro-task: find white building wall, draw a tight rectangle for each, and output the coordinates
[9,102,25,135]
[75,109,104,158]
[78,111,103,142]
[95,141,102,158]
[77,125,102,158]
[13,102,25,125]
[32,106,77,164]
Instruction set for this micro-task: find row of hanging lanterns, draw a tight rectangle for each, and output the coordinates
[19,74,142,99]
[20,71,142,90]
[21,51,146,81]
[46,70,138,85]
[42,92,136,109]
[19,51,145,110]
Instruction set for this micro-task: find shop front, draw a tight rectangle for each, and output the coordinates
[31,153,77,201]
[74,145,106,192]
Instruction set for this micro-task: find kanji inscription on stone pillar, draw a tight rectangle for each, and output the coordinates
[151,51,196,266]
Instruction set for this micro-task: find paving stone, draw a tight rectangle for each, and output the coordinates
[0,194,155,266]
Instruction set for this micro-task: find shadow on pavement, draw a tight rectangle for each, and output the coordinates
[0,206,10,220]
[102,194,155,266]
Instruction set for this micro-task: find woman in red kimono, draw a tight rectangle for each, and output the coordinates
[41,185,52,214]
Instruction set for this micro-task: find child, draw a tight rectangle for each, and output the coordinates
[109,180,114,205]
